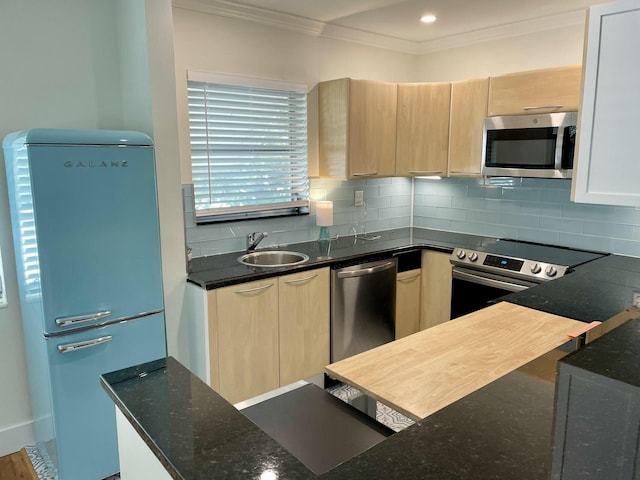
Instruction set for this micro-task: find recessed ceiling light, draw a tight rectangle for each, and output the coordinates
[420,14,437,24]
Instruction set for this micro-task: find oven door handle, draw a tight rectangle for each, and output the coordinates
[452,268,534,293]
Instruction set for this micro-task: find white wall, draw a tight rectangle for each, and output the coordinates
[416,23,586,81]
[0,0,184,455]
[0,0,124,454]
[172,6,419,182]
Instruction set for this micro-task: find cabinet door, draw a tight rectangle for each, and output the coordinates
[487,65,582,116]
[420,250,452,330]
[572,0,640,206]
[216,279,279,404]
[395,268,422,339]
[318,78,349,179]
[348,79,398,178]
[396,82,451,177]
[307,84,320,178]
[207,290,219,391]
[318,78,397,179]
[278,268,330,386]
[552,363,640,479]
[448,77,489,177]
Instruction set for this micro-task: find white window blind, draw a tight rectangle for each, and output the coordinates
[187,72,310,222]
[12,144,39,300]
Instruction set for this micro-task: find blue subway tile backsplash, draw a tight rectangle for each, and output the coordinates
[183,177,413,257]
[184,176,640,258]
[414,177,640,256]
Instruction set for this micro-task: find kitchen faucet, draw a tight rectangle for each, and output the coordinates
[246,232,268,251]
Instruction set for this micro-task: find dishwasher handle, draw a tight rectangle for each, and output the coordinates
[336,260,396,278]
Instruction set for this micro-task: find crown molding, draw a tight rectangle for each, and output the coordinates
[172,0,587,56]
[415,10,586,55]
[173,0,325,36]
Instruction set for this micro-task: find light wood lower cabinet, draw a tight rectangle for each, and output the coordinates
[420,250,452,330]
[395,268,422,339]
[208,268,330,404]
[215,278,280,404]
[278,268,330,386]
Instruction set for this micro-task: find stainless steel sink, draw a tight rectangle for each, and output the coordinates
[238,250,309,268]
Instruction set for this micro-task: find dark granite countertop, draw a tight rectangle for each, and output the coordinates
[500,254,640,322]
[187,225,640,324]
[187,227,495,290]
[103,230,640,479]
[101,347,575,480]
[559,315,640,388]
[101,357,315,480]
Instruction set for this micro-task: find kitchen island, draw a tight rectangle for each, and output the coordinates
[100,303,640,479]
[107,229,640,479]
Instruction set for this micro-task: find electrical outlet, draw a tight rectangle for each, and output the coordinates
[634,291,640,309]
[354,190,364,207]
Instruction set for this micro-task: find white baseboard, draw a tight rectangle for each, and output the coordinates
[0,420,35,456]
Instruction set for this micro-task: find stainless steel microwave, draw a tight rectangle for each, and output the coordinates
[481,112,577,179]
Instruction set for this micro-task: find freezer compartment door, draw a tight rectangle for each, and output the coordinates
[46,313,166,480]
[27,144,164,333]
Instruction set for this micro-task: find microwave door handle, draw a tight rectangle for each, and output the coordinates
[555,126,566,169]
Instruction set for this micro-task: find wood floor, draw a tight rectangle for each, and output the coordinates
[0,449,38,480]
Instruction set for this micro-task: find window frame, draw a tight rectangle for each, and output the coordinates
[187,71,310,224]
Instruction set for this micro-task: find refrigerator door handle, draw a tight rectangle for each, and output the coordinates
[56,310,112,327]
[57,335,113,354]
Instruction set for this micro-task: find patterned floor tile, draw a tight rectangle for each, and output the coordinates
[25,444,120,480]
[326,383,415,432]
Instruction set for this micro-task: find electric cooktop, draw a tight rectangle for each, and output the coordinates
[451,239,607,283]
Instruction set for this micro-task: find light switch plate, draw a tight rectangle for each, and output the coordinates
[354,190,364,207]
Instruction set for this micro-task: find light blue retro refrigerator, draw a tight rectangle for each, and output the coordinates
[3,129,167,479]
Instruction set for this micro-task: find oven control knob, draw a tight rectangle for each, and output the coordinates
[530,263,542,274]
[545,265,558,277]
[456,250,466,260]
[469,252,478,262]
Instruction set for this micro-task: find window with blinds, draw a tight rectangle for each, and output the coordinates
[11,145,39,301]
[187,72,310,223]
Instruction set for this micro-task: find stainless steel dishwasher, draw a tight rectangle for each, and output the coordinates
[331,258,397,362]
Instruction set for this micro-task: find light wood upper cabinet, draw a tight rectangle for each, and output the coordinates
[420,250,452,330]
[318,78,397,179]
[215,279,279,404]
[448,77,489,177]
[396,82,451,177]
[395,268,422,339]
[487,65,582,116]
[306,84,320,178]
[278,268,330,386]
[572,0,640,207]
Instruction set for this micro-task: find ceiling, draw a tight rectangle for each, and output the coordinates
[173,0,605,54]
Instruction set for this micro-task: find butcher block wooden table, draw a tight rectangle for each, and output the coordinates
[325,302,586,422]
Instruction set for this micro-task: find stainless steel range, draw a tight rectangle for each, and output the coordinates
[449,240,606,319]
